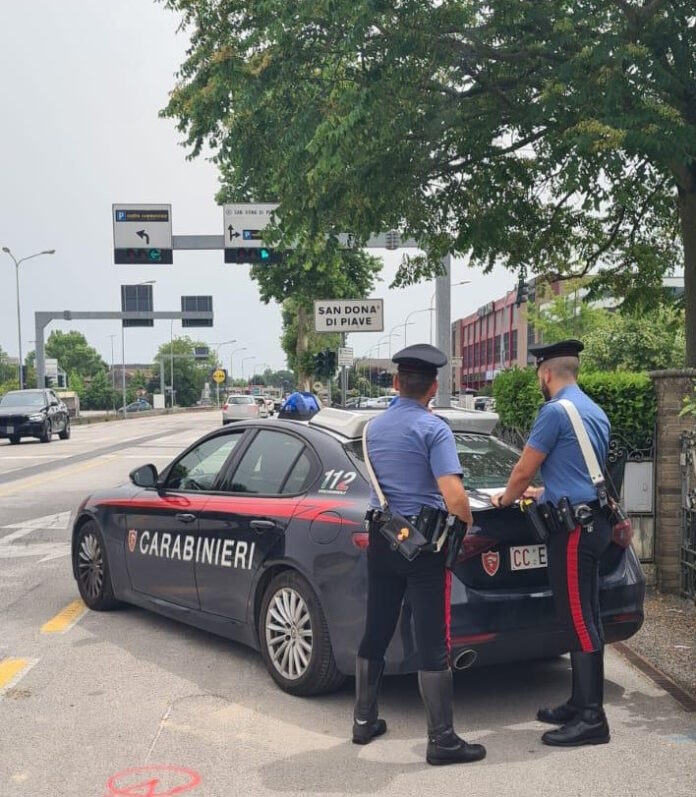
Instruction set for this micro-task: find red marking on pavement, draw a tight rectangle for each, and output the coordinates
[104,766,201,797]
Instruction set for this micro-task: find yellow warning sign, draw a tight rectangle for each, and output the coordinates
[212,369,226,384]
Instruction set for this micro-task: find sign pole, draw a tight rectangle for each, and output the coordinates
[341,333,347,407]
[435,254,452,407]
[121,324,127,417]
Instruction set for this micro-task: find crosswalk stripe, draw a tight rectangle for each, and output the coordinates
[0,658,39,693]
[41,599,87,634]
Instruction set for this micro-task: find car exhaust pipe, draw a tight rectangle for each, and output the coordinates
[453,649,477,671]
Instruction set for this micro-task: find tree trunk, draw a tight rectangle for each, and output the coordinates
[679,188,696,367]
[295,304,312,390]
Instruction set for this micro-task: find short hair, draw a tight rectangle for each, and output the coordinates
[397,369,436,399]
[541,356,579,380]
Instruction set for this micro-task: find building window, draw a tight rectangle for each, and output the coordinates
[511,329,518,360]
[487,337,494,364]
[503,332,510,362]
[494,335,501,363]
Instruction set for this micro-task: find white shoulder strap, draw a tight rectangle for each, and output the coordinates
[362,420,388,511]
[557,399,605,487]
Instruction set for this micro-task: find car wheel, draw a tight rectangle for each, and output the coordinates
[40,420,52,443]
[8,435,21,445]
[59,417,71,440]
[73,521,119,611]
[259,570,345,696]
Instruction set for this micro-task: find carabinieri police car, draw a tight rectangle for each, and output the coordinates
[71,407,645,696]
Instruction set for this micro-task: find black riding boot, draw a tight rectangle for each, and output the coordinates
[418,669,487,766]
[542,650,610,747]
[537,651,583,724]
[352,657,387,744]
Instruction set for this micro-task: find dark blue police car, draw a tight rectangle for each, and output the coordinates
[71,407,644,695]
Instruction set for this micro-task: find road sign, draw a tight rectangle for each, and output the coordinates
[194,346,210,360]
[212,368,226,384]
[121,284,154,328]
[113,204,173,264]
[338,347,354,367]
[314,299,384,333]
[181,296,213,328]
[451,357,463,367]
[223,203,281,264]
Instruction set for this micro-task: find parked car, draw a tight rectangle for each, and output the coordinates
[344,396,372,408]
[365,395,394,409]
[71,406,644,697]
[125,399,153,413]
[0,389,71,444]
[222,395,259,424]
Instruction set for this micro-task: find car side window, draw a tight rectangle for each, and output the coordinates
[281,450,314,494]
[166,434,243,491]
[223,431,304,495]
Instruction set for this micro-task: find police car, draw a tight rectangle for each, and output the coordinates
[71,407,644,696]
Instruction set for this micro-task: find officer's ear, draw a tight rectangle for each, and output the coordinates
[393,373,400,392]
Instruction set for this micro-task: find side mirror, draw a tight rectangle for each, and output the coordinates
[129,464,159,488]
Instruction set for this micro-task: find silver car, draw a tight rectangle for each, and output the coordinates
[221,395,259,424]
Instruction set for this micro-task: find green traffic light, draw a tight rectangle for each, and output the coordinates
[260,248,270,260]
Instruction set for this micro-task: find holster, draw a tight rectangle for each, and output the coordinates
[519,498,550,543]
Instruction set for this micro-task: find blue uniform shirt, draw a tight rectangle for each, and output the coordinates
[366,397,463,515]
[527,384,611,506]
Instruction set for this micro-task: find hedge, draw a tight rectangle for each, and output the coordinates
[492,368,656,448]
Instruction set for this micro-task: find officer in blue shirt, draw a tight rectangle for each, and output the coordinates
[352,344,486,766]
[491,339,612,748]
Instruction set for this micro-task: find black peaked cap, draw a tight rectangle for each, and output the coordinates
[528,339,584,367]
[392,343,448,375]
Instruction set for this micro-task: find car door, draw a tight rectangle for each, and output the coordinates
[124,432,245,609]
[196,429,319,621]
[48,390,66,431]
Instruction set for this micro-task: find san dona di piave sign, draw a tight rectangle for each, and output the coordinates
[314,299,384,332]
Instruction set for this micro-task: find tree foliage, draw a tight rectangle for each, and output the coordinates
[46,331,106,378]
[527,281,609,344]
[152,337,217,407]
[162,0,696,360]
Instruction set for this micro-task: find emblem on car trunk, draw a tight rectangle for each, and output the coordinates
[128,528,137,553]
[482,550,500,577]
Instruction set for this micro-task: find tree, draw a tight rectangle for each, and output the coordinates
[0,346,15,385]
[152,337,217,407]
[82,370,119,411]
[162,1,696,360]
[46,331,106,377]
[526,281,610,344]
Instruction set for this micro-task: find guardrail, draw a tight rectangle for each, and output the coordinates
[73,406,216,425]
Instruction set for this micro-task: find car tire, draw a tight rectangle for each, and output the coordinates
[73,520,119,611]
[8,435,20,445]
[259,570,345,696]
[39,420,52,443]
[59,417,71,440]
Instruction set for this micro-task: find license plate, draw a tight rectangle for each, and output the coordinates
[510,544,548,571]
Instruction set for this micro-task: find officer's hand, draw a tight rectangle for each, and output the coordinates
[523,486,544,500]
[490,492,507,508]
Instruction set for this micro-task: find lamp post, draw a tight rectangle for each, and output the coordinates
[229,346,247,382]
[242,356,255,383]
[1,247,55,388]
[388,321,415,356]
[376,332,398,358]
[403,308,435,346]
[429,280,471,344]
[211,340,236,406]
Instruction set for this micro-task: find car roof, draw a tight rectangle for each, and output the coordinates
[308,406,499,439]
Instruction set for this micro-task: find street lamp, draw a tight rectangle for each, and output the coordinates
[229,346,247,381]
[429,280,471,343]
[242,355,255,382]
[1,246,55,388]
[376,332,398,358]
[403,308,435,346]
[388,321,415,356]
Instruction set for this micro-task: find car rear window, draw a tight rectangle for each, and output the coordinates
[345,433,523,491]
[227,396,254,404]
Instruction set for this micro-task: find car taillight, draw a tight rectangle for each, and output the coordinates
[351,532,369,550]
[611,519,633,548]
[457,532,498,562]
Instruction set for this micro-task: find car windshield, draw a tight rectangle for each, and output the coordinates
[227,396,254,405]
[0,391,45,408]
[345,433,523,491]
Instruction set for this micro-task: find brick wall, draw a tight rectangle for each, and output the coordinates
[650,369,696,592]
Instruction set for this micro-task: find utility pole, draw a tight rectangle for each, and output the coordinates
[170,319,175,407]
[435,254,452,406]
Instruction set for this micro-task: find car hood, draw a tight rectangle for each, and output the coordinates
[0,405,47,416]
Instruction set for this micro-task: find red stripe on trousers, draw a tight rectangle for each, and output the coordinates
[444,567,452,656]
[566,526,593,653]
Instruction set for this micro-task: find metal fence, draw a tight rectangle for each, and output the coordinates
[680,431,696,601]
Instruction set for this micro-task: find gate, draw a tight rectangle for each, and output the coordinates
[680,431,696,601]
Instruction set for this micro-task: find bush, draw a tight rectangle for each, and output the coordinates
[492,368,656,447]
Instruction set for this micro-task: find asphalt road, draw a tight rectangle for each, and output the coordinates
[0,412,694,797]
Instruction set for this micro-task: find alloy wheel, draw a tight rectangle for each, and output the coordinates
[77,531,104,601]
[265,587,313,680]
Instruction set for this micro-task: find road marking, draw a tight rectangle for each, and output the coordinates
[41,599,87,634]
[0,658,39,693]
[0,454,117,497]
[2,511,72,537]
[0,455,72,460]
[0,542,70,562]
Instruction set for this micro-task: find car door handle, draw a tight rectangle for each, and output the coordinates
[175,513,197,524]
[250,520,276,532]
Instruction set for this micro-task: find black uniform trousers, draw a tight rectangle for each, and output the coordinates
[547,513,612,653]
[358,523,450,671]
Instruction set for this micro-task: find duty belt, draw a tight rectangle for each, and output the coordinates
[365,505,449,544]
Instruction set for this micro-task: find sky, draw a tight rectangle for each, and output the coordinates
[0,0,514,376]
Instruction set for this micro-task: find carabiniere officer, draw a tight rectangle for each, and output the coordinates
[352,344,486,766]
[491,340,612,747]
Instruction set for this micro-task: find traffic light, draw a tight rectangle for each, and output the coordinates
[314,349,337,379]
[224,247,282,264]
[515,276,529,306]
[114,248,173,264]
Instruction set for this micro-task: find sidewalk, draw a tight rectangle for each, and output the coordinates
[624,587,696,700]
